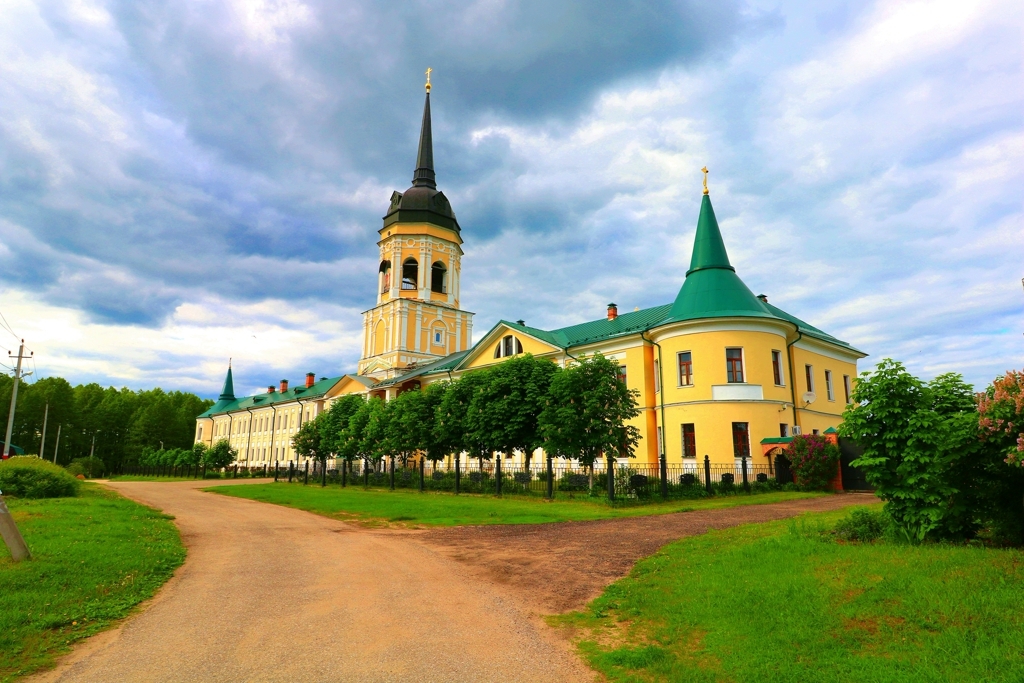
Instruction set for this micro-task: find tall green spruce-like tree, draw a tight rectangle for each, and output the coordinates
[540,353,641,471]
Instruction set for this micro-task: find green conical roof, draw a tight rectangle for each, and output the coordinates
[218,365,235,401]
[667,193,774,323]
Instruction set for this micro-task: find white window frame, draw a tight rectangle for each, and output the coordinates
[654,359,661,393]
[805,364,815,393]
[677,351,694,387]
[771,350,785,386]
[825,369,835,401]
[843,375,852,404]
[725,347,745,384]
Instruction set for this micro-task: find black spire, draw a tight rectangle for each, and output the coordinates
[411,93,435,189]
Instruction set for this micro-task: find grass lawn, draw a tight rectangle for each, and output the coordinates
[208,481,824,527]
[553,505,1024,683]
[0,484,186,682]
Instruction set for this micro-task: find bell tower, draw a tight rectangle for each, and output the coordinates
[358,76,475,379]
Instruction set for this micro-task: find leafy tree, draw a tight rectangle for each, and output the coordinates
[840,359,988,541]
[320,395,365,462]
[203,439,237,469]
[293,417,328,468]
[540,353,641,472]
[469,354,558,468]
[437,371,492,468]
[359,397,389,469]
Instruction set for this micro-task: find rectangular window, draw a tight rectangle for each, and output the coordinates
[812,429,820,435]
[780,423,789,437]
[825,370,834,401]
[805,364,814,392]
[681,423,696,458]
[654,360,661,393]
[434,330,443,345]
[731,422,750,459]
[617,365,627,386]
[726,348,744,383]
[678,351,693,386]
[772,350,784,385]
[844,375,852,404]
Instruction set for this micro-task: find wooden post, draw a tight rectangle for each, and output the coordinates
[0,493,31,561]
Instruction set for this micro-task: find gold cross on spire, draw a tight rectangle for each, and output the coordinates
[701,166,709,195]
[425,67,432,93]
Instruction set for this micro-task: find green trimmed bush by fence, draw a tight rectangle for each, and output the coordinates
[0,456,81,498]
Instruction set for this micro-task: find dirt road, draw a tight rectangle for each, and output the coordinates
[34,483,875,682]
[414,493,877,612]
[33,480,592,683]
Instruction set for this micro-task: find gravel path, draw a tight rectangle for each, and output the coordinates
[31,480,592,683]
[410,493,878,613]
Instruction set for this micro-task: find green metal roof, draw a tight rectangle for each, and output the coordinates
[199,375,347,418]
[666,194,775,324]
[760,436,794,445]
[500,304,674,349]
[373,350,470,388]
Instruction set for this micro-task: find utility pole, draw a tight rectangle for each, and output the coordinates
[39,403,48,460]
[53,424,61,464]
[3,340,32,459]
[0,339,32,561]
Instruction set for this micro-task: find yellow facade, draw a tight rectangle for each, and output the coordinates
[196,88,867,471]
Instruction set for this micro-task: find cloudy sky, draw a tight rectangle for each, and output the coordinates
[0,0,1020,397]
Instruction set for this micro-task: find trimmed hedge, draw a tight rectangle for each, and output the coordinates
[0,456,81,498]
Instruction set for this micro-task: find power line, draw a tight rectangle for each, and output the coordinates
[0,309,18,341]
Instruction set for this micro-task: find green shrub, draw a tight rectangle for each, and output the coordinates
[785,434,840,490]
[833,508,887,542]
[0,456,81,498]
[67,456,105,478]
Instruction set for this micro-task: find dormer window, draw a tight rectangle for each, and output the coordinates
[493,334,524,358]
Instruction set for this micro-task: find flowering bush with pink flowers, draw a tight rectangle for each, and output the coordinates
[978,370,1024,467]
[785,434,840,490]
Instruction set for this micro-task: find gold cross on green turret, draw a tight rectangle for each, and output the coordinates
[701,166,709,195]
[425,67,432,92]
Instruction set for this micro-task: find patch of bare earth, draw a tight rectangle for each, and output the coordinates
[407,494,876,614]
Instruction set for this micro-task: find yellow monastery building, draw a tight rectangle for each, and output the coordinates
[196,85,866,470]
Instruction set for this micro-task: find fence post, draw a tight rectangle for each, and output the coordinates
[389,456,395,490]
[274,463,279,482]
[455,455,460,495]
[607,452,615,502]
[303,461,309,485]
[233,464,238,479]
[322,459,327,487]
[660,452,668,498]
[364,460,369,487]
[202,464,207,479]
[419,457,425,492]
[546,454,554,499]
[342,459,348,487]
[288,461,294,483]
[495,455,502,497]
[741,453,749,492]
[704,455,713,495]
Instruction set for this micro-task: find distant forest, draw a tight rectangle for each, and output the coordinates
[0,374,213,470]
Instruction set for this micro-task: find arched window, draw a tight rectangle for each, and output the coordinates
[493,334,524,358]
[379,260,391,293]
[401,258,418,290]
[430,261,447,294]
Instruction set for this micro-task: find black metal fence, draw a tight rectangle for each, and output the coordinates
[118,454,796,502]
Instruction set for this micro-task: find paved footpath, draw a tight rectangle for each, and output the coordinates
[32,480,592,683]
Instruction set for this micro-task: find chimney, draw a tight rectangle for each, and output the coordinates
[757,294,768,303]
[516,319,525,326]
[306,372,316,388]
[280,379,289,393]
[607,303,618,321]
[267,385,275,394]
